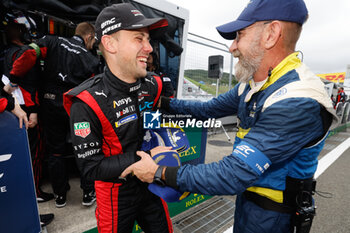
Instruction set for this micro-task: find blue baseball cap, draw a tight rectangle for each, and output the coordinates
[216,0,308,40]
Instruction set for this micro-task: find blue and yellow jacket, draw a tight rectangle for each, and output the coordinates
[164,52,338,203]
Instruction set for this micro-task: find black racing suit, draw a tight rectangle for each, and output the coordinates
[10,35,99,196]
[149,70,175,98]
[64,67,173,233]
[159,71,175,97]
[3,43,46,196]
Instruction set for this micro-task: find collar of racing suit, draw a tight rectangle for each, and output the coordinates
[260,52,302,91]
[243,52,302,102]
[72,35,85,47]
[103,66,142,94]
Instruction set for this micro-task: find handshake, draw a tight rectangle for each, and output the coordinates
[121,127,190,202]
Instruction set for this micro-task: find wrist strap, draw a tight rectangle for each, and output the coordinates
[154,165,166,186]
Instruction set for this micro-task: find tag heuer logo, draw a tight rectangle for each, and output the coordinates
[74,122,91,138]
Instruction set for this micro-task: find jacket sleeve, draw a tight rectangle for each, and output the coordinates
[165,98,324,195]
[70,98,139,181]
[161,84,241,120]
[243,98,324,164]
[166,154,259,195]
[10,41,47,82]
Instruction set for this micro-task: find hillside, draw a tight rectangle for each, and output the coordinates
[184,69,238,86]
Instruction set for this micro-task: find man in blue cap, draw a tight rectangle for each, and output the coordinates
[122,0,338,232]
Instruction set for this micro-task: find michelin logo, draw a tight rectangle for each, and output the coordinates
[0,154,12,193]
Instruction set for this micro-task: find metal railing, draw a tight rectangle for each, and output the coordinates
[184,32,234,91]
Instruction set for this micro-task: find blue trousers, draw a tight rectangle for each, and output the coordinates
[233,194,294,233]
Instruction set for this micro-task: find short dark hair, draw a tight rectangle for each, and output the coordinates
[75,22,95,38]
[282,22,303,51]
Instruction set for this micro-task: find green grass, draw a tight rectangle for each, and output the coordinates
[185,77,231,95]
[184,69,238,87]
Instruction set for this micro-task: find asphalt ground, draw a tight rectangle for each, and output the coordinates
[310,130,350,233]
[311,147,350,233]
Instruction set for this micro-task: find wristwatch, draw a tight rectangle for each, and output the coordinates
[153,165,165,187]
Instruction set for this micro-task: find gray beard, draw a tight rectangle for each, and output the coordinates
[234,57,256,83]
[233,36,264,83]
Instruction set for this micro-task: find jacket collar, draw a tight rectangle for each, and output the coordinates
[72,35,85,46]
[260,52,302,91]
[104,66,142,94]
[244,52,302,102]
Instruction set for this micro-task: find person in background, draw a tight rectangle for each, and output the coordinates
[64,3,173,232]
[336,87,346,105]
[2,16,54,202]
[9,21,99,208]
[147,52,175,97]
[121,0,338,232]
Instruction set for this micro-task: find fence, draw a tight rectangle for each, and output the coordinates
[181,32,235,99]
[336,101,350,124]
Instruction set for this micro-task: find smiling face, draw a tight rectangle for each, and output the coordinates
[229,22,266,83]
[117,28,153,80]
[103,27,153,82]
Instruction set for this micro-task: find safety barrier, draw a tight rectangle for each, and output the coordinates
[336,102,350,124]
[182,32,235,98]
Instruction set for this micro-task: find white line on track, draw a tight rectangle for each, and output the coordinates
[314,136,350,179]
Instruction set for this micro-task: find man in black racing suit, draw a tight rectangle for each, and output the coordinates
[64,3,173,233]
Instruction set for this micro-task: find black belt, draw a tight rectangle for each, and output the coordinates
[243,191,294,214]
[243,177,315,214]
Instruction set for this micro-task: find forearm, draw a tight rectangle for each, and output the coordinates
[163,154,259,196]
[78,151,139,181]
